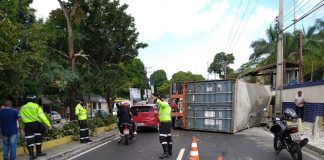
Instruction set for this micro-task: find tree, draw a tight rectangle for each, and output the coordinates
[117,58,148,98]
[170,71,205,82]
[208,52,234,79]
[150,70,168,92]
[80,0,147,112]
[0,2,45,106]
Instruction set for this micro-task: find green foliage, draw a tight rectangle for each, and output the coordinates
[243,19,324,82]
[150,70,168,87]
[43,115,117,142]
[170,71,205,83]
[208,52,235,79]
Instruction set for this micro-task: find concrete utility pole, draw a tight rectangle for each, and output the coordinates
[299,33,304,84]
[275,0,284,118]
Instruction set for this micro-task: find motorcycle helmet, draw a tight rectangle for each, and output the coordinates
[122,102,130,109]
[26,95,37,103]
[283,108,297,120]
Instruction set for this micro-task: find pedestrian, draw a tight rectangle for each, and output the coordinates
[0,100,19,160]
[294,91,305,122]
[75,101,92,143]
[151,94,172,159]
[20,95,52,160]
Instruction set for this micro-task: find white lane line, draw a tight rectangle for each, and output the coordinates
[176,148,185,160]
[69,142,109,160]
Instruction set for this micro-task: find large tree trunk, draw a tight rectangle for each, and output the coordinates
[58,0,79,120]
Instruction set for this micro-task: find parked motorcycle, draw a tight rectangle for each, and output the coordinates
[270,108,309,160]
[118,123,134,145]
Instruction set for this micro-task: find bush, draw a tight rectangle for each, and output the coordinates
[42,115,117,141]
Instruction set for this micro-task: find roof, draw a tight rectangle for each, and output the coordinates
[242,61,300,77]
[132,103,156,107]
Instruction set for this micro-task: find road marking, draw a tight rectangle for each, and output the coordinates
[69,142,109,160]
[176,148,185,160]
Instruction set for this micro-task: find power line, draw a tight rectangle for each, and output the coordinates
[285,0,305,19]
[284,0,311,25]
[223,0,243,52]
[284,0,324,31]
[227,0,251,52]
[229,0,261,52]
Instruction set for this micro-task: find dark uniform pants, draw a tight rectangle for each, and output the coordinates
[79,120,89,141]
[159,121,172,152]
[24,122,45,148]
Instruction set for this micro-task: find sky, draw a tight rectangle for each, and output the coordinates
[30,0,324,79]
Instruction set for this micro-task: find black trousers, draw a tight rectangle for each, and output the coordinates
[159,121,172,146]
[24,122,45,148]
[296,107,304,120]
[79,120,89,141]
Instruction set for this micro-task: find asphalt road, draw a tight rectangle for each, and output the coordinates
[71,127,324,160]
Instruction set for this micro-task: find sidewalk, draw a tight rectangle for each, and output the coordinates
[301,122,324,155]
[16,129,119,160]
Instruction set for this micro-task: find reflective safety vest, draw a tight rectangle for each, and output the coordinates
[20,102,51,127]
[75,103,87,120]
[156,99,171,122]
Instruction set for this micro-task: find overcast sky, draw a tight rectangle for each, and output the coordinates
[30,0,324,79]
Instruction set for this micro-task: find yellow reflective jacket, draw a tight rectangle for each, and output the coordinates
[75,103,87,120]
[156,99,171,122]
[20,102,51,127]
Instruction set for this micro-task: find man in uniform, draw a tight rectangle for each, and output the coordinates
[75,101,91,143]
[20,95,52,160]
[151,94,172,159]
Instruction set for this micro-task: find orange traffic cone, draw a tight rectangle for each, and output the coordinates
[189,136,199,160]
[216,155,223,160]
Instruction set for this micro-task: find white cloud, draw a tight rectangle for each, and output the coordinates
[30,0,60,19]
[120,0,277,78]
[31,0,279,79]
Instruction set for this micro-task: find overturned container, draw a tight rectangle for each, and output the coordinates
[171,80,271,133]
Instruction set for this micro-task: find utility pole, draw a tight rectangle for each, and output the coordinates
[275,0,284,118]
[299,33,304,84]
[294,0,296,32]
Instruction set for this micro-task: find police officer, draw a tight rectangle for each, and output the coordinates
[151,94,172,159]
[75,101,91,143]
[20,95,52,160]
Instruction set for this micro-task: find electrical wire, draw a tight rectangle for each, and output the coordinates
[223,0,243,52]
[226,0,251,52]
[284,0,324,31]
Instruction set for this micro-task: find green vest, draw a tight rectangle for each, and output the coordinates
[20,102,51,127]
[75,103,87,120]
[156,99,171,122]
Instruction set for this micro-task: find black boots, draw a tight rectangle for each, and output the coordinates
[159,144,169,159]
[168,143,173,155]
[27,147,36,160]
[36,145,47,157]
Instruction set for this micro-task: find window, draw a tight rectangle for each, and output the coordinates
[99,103,102,109]
[131,106,152,112]
[93,103,97,109]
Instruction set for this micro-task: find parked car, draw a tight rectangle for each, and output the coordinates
[96,109,109,116]
[131,104,159,132]
[50,111,62,123]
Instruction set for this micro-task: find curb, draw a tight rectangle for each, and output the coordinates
[46,129,119,160]
[305,142,324,156]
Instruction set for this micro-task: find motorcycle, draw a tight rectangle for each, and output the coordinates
[270,118,309,160]
[118,123,134,145]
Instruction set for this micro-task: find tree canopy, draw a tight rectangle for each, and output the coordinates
[170,71,205,82]
[208,52,235,79]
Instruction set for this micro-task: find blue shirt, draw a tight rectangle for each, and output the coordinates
[0,108,19,136]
